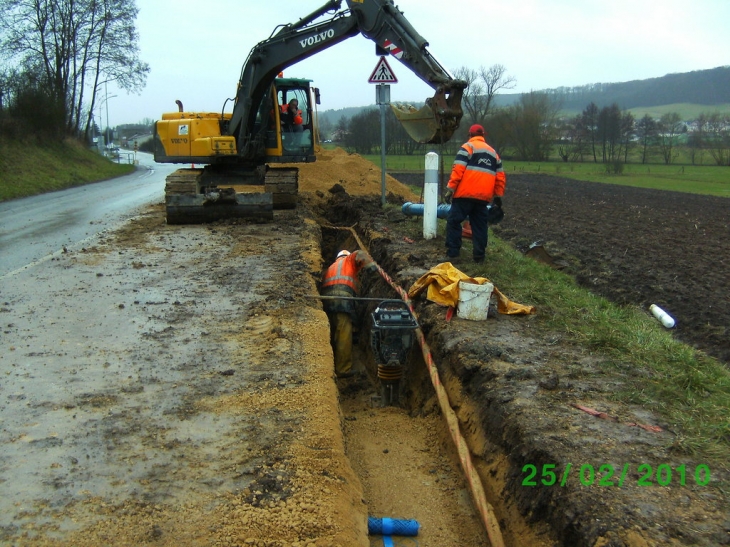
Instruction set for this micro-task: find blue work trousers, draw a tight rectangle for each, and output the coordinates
[445,198,489,261]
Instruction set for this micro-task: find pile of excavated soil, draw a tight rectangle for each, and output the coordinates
[296,147,419,201]
[296,148,418,201]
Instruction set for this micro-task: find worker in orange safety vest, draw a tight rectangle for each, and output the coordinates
[444,124,506,264]
[321,249,377,377]
[281,98,304,132]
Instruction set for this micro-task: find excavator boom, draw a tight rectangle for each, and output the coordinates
[229,0,466,155]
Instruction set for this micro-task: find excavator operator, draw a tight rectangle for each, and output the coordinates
[281,98,304,133]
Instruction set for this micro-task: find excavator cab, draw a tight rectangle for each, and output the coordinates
[265,78,318,162]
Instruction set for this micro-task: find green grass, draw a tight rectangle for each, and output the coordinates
[482,236,730,459]
[506,161,730,197]
[557,103,730,120]
[0,137,134,202]
[627,103,730,120]
[363,153,730,198]
[363,153,450,172]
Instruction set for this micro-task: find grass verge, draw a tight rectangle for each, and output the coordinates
[484,235,729,459]
[392,207,729,462]
[0,137,134,202]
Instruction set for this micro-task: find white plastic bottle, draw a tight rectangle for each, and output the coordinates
[649,304,675,329]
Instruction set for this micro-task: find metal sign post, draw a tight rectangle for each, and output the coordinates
[376,84,390,206]
[369,56,397,207]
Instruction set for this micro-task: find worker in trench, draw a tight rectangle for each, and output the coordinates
[320,249,377,378]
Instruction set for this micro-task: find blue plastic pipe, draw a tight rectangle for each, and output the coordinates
[402,202,450,219]
[368,516,420,536]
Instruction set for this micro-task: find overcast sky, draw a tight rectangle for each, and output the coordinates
[104,0,730,127]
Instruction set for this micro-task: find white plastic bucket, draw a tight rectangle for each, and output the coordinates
[457,281,494,321]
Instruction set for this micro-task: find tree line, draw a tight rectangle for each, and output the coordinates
[2,4,728,169]
[0,0,148,142]
[541,66,730,111]
[329,64,730,167]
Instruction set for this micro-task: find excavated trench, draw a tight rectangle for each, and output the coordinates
[317,216,556,547]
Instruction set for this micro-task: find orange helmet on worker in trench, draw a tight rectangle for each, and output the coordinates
[336,250,351,259]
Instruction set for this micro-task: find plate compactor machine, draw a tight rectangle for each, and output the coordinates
[370,300,418,406]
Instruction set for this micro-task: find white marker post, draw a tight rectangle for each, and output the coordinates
[423,152,439,239]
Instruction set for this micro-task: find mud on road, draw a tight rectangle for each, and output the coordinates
[1,205,374,545]
[1,149,728,547]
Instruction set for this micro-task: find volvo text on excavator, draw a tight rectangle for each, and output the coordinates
[153,0,466,224]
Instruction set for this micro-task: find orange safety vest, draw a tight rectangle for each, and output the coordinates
[447,136,506,201]
[281,104,303,125]
[321,250,373,294]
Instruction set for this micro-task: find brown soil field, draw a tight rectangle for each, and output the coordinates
[492,174,730,367]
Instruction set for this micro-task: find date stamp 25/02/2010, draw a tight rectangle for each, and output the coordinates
[521,463,711,487]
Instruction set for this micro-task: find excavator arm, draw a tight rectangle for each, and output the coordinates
[228,0,466,157]
[346,0,467,143]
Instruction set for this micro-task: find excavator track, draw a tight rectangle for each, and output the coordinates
[264,167,298,210]
[164,168,275,225]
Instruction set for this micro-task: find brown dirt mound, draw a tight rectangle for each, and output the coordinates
[297,147,419,202]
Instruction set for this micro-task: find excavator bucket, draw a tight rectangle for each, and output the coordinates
[391,103,441,143]
[391,82,466,144]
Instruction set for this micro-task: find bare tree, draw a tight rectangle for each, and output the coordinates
[620,111,635,163]
[556,114,590,162]
[687,113,707,165]
[705,112,730,166]
[597,104,622,163]
[581,102,599,163]
[0,0,149,139]
[635,114,657,164]
[656,112,683,164]
[453,63,515,126]
[345,108,379,154]
[499,91,560,161]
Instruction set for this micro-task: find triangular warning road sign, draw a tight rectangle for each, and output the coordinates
[368,56,398,83]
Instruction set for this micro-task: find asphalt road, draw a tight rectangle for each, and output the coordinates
[0,151,173,278]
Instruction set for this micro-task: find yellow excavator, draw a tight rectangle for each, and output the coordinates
[153,0,466,224]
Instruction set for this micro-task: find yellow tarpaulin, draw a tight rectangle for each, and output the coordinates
[408,262,536,315]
